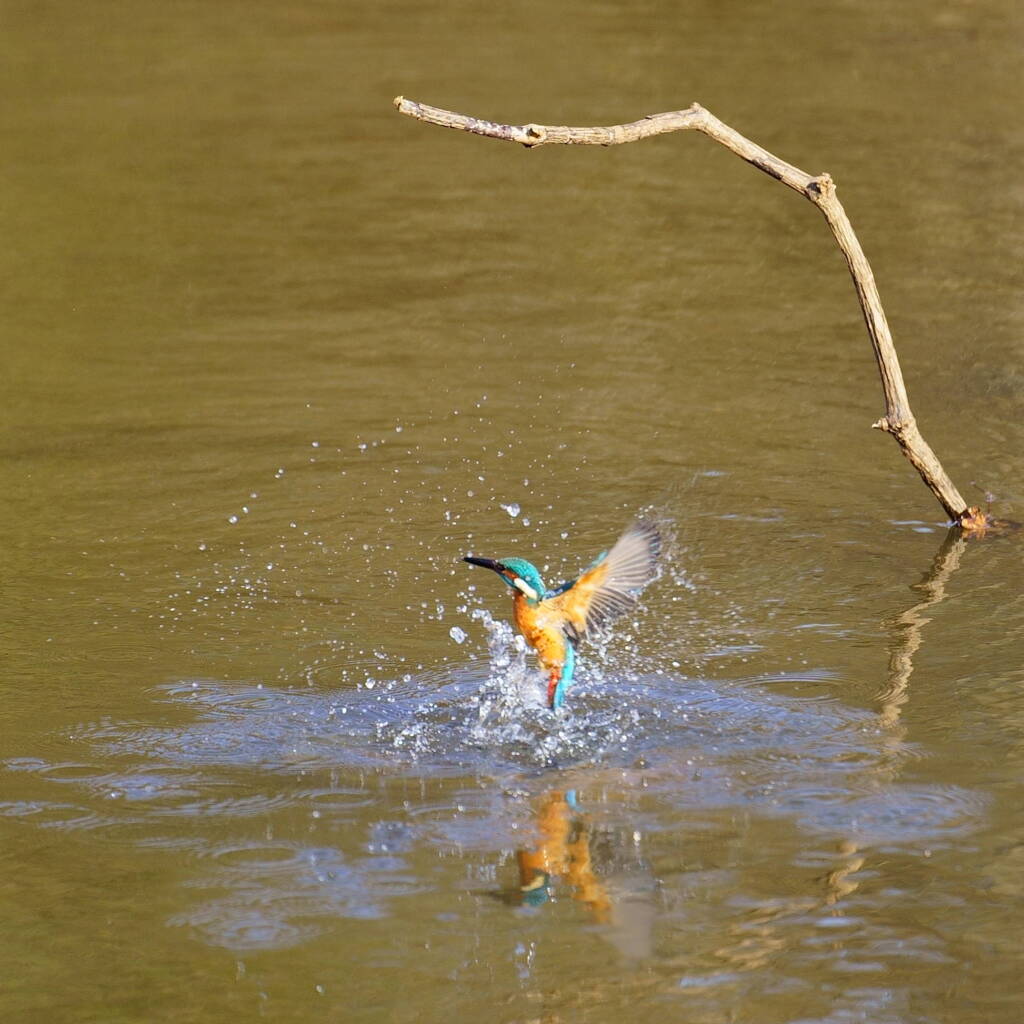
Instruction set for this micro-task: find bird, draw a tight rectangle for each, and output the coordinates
[463,519,661,709]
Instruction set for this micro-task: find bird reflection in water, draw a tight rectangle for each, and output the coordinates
[504,789,656,960]
[515,789,610,918]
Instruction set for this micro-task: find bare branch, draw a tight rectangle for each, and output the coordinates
[394,96,997,530]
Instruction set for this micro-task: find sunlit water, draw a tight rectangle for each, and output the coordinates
[4,0,1024,1021]
[1,610,986,964]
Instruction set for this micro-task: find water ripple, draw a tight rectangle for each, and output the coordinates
[0,654,988,952]
[62,665,983,846]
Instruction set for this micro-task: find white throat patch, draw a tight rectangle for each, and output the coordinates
[512,577,538,601]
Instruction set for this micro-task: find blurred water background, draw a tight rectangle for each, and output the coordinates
[3,1,1024,1020]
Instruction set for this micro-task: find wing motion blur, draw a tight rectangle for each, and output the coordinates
[548,520,661,644]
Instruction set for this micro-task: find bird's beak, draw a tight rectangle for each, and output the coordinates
[463,556,506,573]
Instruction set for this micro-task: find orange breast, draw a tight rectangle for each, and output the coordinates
[513,594,567,674]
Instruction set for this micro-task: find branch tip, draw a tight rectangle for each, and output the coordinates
[958,506,1020,537]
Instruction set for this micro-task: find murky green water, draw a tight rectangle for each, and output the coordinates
[4,1,1024,1020]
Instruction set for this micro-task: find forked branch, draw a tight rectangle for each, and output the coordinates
[394,96,998,532]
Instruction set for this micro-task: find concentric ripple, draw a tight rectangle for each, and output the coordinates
[1,636,988,952]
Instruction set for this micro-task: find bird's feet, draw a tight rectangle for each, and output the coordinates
[546,672,560,710]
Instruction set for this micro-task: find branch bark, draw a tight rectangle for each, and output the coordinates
[394,96,996,531]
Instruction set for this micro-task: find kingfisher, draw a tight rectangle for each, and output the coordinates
[463,520,660,709]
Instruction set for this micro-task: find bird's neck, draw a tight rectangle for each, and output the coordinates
[512,592,544,630]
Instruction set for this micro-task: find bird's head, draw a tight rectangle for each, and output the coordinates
[462,554,546,605]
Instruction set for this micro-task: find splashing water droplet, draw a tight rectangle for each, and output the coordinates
[500,502,521,518]
[449,626,467,644]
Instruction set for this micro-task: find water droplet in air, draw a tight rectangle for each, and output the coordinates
[500,502,521,518]
[449,626,467,644]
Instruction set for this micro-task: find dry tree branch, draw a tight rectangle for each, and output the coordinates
[394,96,1000,532]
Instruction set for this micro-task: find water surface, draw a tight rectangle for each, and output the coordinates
[3,1,1024,1021]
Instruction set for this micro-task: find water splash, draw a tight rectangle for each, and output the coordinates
[0,653,989,955]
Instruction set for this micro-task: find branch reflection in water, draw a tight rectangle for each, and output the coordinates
[878,526,968,729]
[0,524,992,988]
[495,526,988,981]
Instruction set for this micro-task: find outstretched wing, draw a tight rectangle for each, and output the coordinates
[546,520,661,643]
